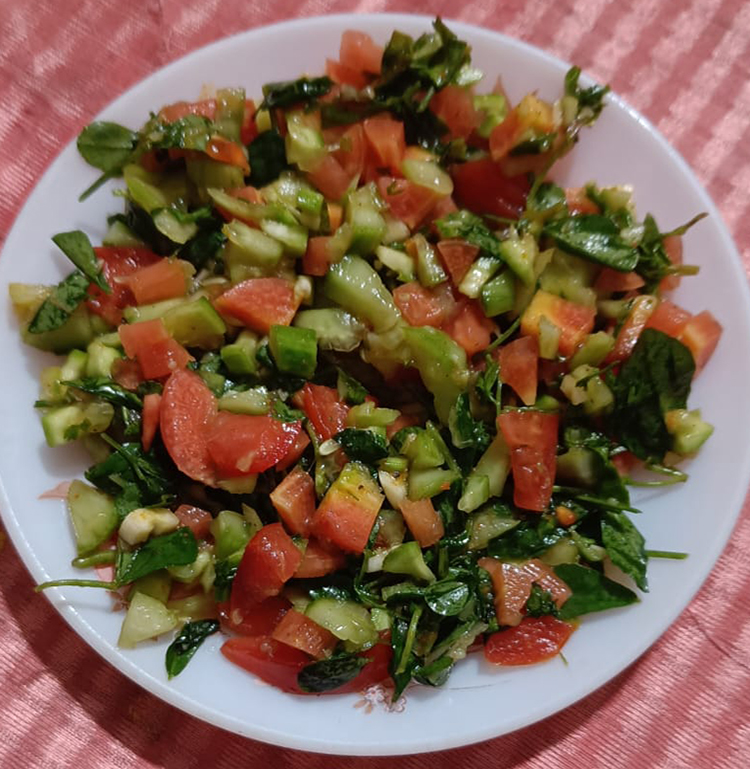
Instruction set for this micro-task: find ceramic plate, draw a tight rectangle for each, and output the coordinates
[1,13,749,756]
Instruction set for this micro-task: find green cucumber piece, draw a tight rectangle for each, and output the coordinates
[408,467,460,501]
[220,330,259,375]
[466,506,519,550]
[294,308,366,352]
[401,429,444,470]
[187,160,244,197]
[459,256,500,299]
[305,597,378,649]
[66,479,118,555]
[131,571,172,604]
[215,87,246,142]
[269,324,317,379]
[382,541,435,583]
[103,219,144,248]
[118,592,179,649]
[570,331,615,369]
[123,297,186,324]
[223,219,284,271]
[85,339,122,378]
[499,232,538,287]
[260,218,308,257]
[480,270,515,317]
[23,305,106,354]
[209,510,253,561]
[218,388,270,415]
[42,402,114,447]
[457,474,490,514]
[665,409,714,456]
[163,297,226,349]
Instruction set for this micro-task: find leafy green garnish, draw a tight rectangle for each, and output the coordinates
[335,428,389,464]
[272,399,305,423]
[555,563,639,619]
[165,619,220,679]
[77,121,139,200]
[62,377,143,409]
[525,584,559,617]
[449,392,491,453]
[27,271,90,334]
[562,425,629,504]
[260,76,333,111]
[543,215,639,271]
[435,210,504,262]
[248,129,288,188]
[298,653,368,693]
[116,528,198,585]
[52,230,110,292]
[564,67,610,120]
[601,511,648,591]
[635,212,704,289]
[337,368,368,405]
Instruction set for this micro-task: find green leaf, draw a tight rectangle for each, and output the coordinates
[564,67,610,120]
[248,129,288,187]
[297,654,368,693]
[337,368,368,405]
[554,563,639,619]
[562,424,630,504]
[335,428,389,464]
[424,580,471,616]
[601,511,648,591]
[116,528,198,585]
[62,377,143,409]
[52,231,110,293]
[527,182,567,220]
[488,516,564,559]
[77,121,138,172]
[27,271,90,334]
[271,399,305,423]
[525,583,559,617]
[475,358,500,410]
[177,225,226,270]
[543,215,638,271]
[435,210,505,261]
[636,213,705,289]
[260,76,333,111]
[608,328,695,461]
[213,557,240,602]
[165,619,220,679]
[448,392,491,453]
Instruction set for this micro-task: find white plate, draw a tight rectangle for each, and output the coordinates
[1,12,750,757]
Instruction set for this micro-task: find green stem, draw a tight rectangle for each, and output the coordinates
[552,486,642,513]
[486,317,521,352]
[35,578,118,592]
[645,549,688,560]
[71,551,117,569]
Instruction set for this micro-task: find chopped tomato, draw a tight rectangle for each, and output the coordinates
[565,187,600,216]
[520,290,596,358]
[326,58,369,90]
[123,259,188,306]
[594,268,645,293]
[225,593,291,636]
[339,30,383,75]
[158,98,216,123]
[399,499,444,548]
[221,636,308,693]
[644,299,691,338]
[451,157,529,219]
[270,466,316,536]
[205,136,250,173]
[393,282,455,328]
[327,201,344,231]
[679,310,722,370]
[294,538,348,578]
[430,85,479,140]
[489,109,521,161]
[276,430,311,472]
[240,99,258,145]
[332,123,366,180]
[436,239,480,286]
[118,318,192,379]
[160,369,217,486]
[174,504,213,540]
[272,608,338,659]
[659,234,683,293]
[214,277,298,334]
[377,177,438,229]
[229,185,263,204]
[206,413,302,477]
[297,382,349,441]
[141,392,161,452]
[363,115,405,174]
[307,153,353,201]
[495,335,539,406]
[484,616,574,665]
[498,410,558,512]
[302,236,336,277]
[87,247,161,326]
[332,642,392,693]
[479,557,533,627]
[234,523,303,604]
[442,299,494,356]
[111,358,143,390]
[607,294,658,362]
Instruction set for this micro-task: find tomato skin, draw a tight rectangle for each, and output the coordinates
[498,410,559,512]
[488,109,521,161]
[214,277,298,334]
[160,369,217,486]
[339,30,383,75]
[644,299,691,338]
[307,152,353,201]
[332,123,366,180]
[484,616,575,666]
[270,466,316,536]
[225,593,291,636]
[442,299,495,357]
[393,282,455,328]
[205,136,249,173]
[235,523,303,604]
[430,85,479,140]
[436,239,480,286]
[333,642,392,694]
[123,259,188,306]
[451,157,529,219]
[272,608,338,659]
[326,58,369,89]
[159,98,216,123]
[608,295,658,362]
[377,177,438,229]
[240,99,258,145]
[118,318,192,380]
[141,392,161,452]
[312,494,379,554]
[276,430,311,472]
[363,115,406,174]
[399,499,444,548]
[564,187,600,216]
[87,247,161,326]
[594,268,645,293]
[679,310,722,370]
[206,413,302,477]
[496,335,539,406]
[297,382,350,441]
[221,636,309,693]
[174,504,213,540]
[302,236,336,277]
[294,538,348,578]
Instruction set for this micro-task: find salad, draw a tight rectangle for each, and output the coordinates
[9,18,723,698]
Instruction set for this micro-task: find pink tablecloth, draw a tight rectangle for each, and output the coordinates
[2,0,750,766]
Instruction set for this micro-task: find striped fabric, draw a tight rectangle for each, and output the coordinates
[1,0,749,765]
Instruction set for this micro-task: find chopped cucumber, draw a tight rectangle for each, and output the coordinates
[305,597,378,649]
[220,330,259,375]
[294,308,365,352]
[209,510,253,560]
[218,387,270,415]
[163,297,227,350]
[269,324,317,379]
[66,479,118,555]
[467,506,519,550]
[481,270,515,317]
[42,402,114,447]
[118,592,179,649]
[383,541,436,583]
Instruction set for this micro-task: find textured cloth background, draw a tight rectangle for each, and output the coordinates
[1,0,750,766]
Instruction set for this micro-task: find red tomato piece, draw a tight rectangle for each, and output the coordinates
[276,430,311,472]
[607,294,659,362]
[520,290,596,358]
[272,608,338,659]
[297,382,349,441]
[441,299,494,356]
[496,335,539,406]
[679,310,722,371]
[326,58,369,90]
[225,593,291,637]
[307,153,353,201]
[270,466,316,536]
[160,369,217,486]
[118,317,169,359]
[158,99,216,123]
[363,115,406,173]
[340,30,383,75]
[393,282,455,328]
[644,299,692,338]
[594,268,645,293]
[240,99,258,146]
[294,538,348,579]
[430,85,479,140]
[332,123,366,181]
[451,157,530,219]
[489,109,521,161]
[333,642,393,694]
[484,616,575,666]
[87,247,161,326]
[498,410,559,512]
[436,239,480,286]
[118,318,192,380]
[399,498,444,548]
[479,557,534,627]
[221,636,308,693]
[214,277,298,334]
[302,236,336,277]
[123,259,187,306]
[377,176,439,229]
[659,234,683,293]
[235,523,303,604]
[206,413,302,477]
[205,136,250,173]
[112,358,143,391]
[141,392,161,452]
[564,187,600,216]
[174,504,213,540]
